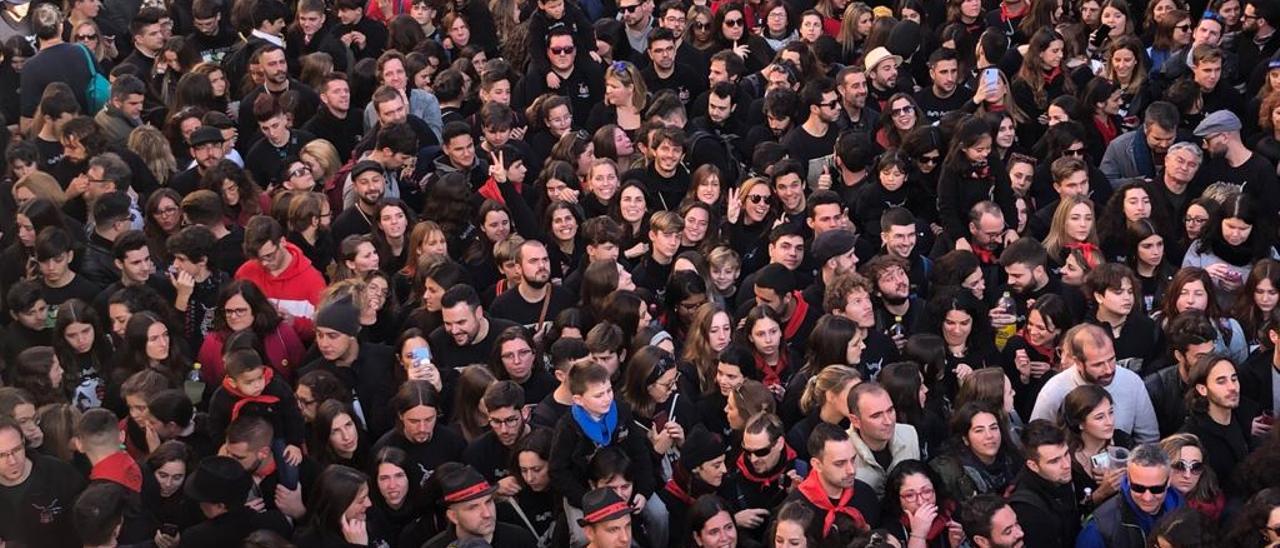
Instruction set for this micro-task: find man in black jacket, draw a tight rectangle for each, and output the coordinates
[80,192,133,287]
[1242,313,1280,415]
[303,73,364,162]
[178,455,293,548]
[1144,312,1217,437]
[298,297,398,436]
[1009,420,1080,548]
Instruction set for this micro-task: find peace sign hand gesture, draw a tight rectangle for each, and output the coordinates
[488,150,507,184]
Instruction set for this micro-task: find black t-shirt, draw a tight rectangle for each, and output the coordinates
[428,317,521,370]
[914,87,971,124]
[463,430,517,482]
[530,391,570,429]
[0,454,87,548]
[211,226,246,275]
[34,137,63,170]
[1199,154,1280,216]
[871,446,894,471]
[489,286,576,328]
[41,273,103,309]
[642,63,707,105]
[518,371,557,407]
[371,425,468,489]
[780,124,837,166]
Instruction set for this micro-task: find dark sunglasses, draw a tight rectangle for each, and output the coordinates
[76,33,99,41]
[619,3,641,13]
[288,166,311,178]
[1063,147,1086,157]
[724,18,744,27]
[1171,460,1204,474]
[746,194,769,204]
[693,21,710,30]
[1174,23,1191,31]
[891,105,915,115]
[743,445,774,458]
[1129,482,1168,495]
[919,155,940,165]
[550,45,576,55]
[819,100,840,109]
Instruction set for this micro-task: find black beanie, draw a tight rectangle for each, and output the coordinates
[680,425,725,470]
[315,296,361,336]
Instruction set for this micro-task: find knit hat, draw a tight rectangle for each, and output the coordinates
[812,229,857,267]
[680,425,725,470]
[315,296,361,336]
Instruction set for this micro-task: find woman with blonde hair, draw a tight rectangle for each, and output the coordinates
[128,125,178,186]
[587,60,647,137]
[1043,194,1099,267]
[836,2,874,61]
[300,139,342,186]
[13,171,66,208]
[71,19,116,72]
[790,365,861,460]
[1160,432,1224,520]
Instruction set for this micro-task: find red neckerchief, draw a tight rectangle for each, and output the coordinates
[1018,327,1056,365]
[783,291,810,339]
[1064,240,1105,266]
[223,368,281,423]
[1000,1,1028,22]
[795,469,869,537]
[91,451,143,493]
[663,478,695,504]
[255,453,278,481]
[1188,494,1225,521]
[970,243,996,264]
[1044,66,1063,85]
[1095,116,1118,144]
[477,176,523,206]
[735,443,797,487]
[898,499,955,542]
[754,350,790,389]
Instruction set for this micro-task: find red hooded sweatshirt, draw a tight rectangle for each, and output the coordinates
[234,241,326,339]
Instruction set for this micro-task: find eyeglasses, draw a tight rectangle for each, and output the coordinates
[1184,215,1209,225]
[156,206,180,217]
[488,415,522,428]
[891,105,915,116]
[1129,482,1168,495]
[742,443,775,458]
[550,45,575,55]
[746,194,769,204]
[76,33,98,41]
[919,155,940,165]
[289,166,311,178]
[0,445,23,461]
[693,21,710,30]
[619,3,641,13]
[819,100,840,109]
[1171,460,1204,474]
[899,486,935,503]
[1063,147,1086,157]
[1175,23,1191,31]
[724,18,744,27]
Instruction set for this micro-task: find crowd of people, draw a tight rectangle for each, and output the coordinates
[6,0,1280,546]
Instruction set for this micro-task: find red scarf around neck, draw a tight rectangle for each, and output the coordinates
[1094,116,1118,145]
[735,443,798,487]
[1044,66,1063,85]
[783,290,810,339]
[795,469,869,537]
[1000,1,1028,22]
[754,350,790,389]
[1017,327,1057,366]
[970,243,996,264]
[223,368,281,422]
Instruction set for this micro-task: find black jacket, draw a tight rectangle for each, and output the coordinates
[1181,405,1261,495]
[1241,349,1278,414]
[177,506,292,548]
[79,232,120,287]
[548,402,656,508]
[1008,469,1080,548]
[297,342,398,438]
[1143,365,1188,438]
